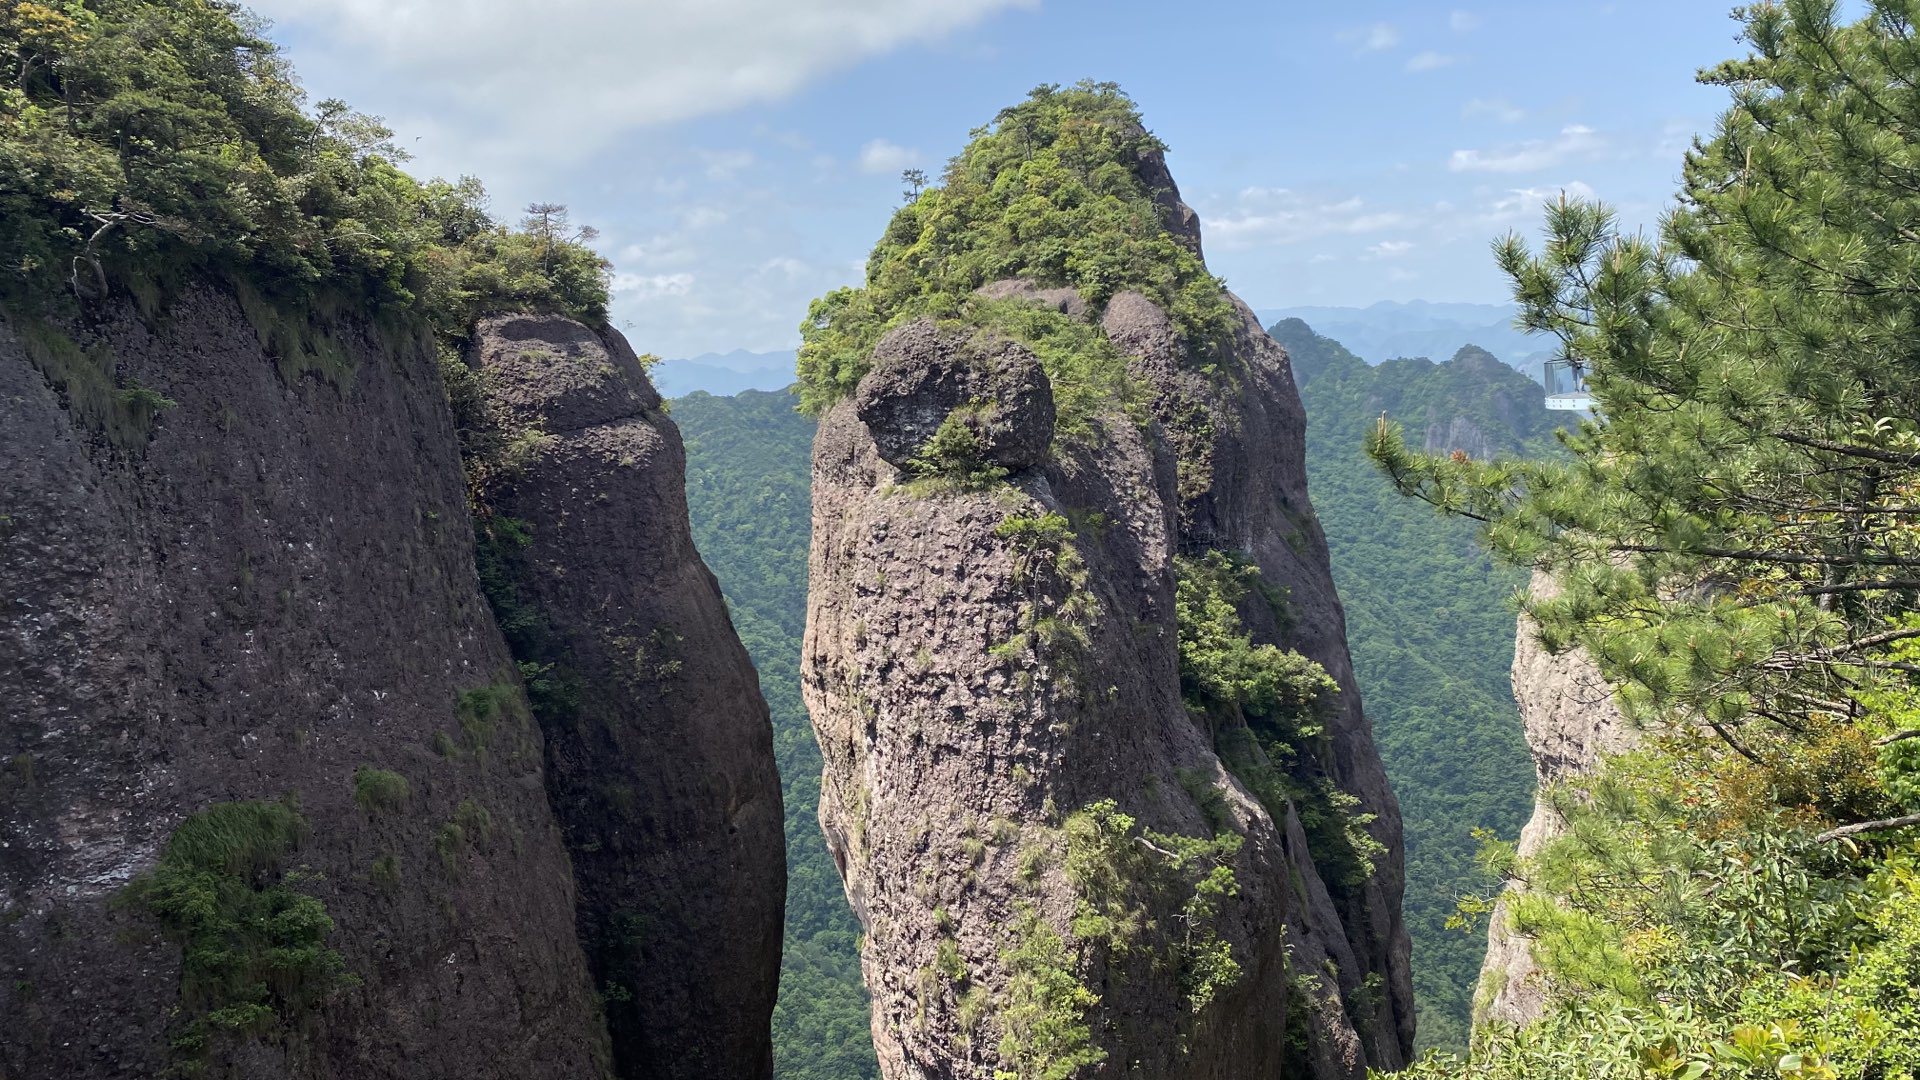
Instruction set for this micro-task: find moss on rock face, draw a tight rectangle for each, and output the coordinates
[350,767,411,816]
[115,800,354,1067]
[10,319,175,450]
[795,81,1235,421]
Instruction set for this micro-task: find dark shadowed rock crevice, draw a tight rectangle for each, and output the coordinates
[0,286,609,1080]
[461,314,786,1080]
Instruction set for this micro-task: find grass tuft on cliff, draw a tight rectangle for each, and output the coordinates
[115,799,354,1064]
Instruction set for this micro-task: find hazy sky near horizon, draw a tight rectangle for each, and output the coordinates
[255,0,1742,358]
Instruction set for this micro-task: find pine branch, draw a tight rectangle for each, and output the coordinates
[1815,812,1920,843]
[1613,544,1920,568]
[1775,431,1920,466]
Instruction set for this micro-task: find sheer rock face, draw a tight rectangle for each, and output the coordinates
[1474,572,1634,1031]
[804,301,1412,1073]
[1131,142,1205,259]
[0,287,607,1080]
[1102,290,1415,1071]
[465,314,786,1080]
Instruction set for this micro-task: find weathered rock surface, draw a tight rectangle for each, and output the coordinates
[1130,141,1205,259]
[464,314,786,1079]
[974,279,1090,321]
[1474,572,1635,1031]
[853,320,1056,473]
[803,171,1412,1075]
[1103,290,1415,1072]
[0,287,608,1079]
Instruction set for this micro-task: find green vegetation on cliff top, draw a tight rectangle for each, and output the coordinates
[1,0,607,339]
[796,80,1232,419]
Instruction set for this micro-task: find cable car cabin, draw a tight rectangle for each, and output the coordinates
[1543,356,1595,412]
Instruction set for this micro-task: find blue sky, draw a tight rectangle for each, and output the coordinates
[254,0,1742,358]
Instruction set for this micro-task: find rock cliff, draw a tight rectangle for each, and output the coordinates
[0,289,786,1078]
[801,151,1413,1076]
[461,314,786,1079]
[0,286,608,1079]
[1474,572,1635,1031]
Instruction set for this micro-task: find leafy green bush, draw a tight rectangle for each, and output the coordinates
[905,404,1009,491]
[1174,551,1334,723]
[994,904,1104,1080]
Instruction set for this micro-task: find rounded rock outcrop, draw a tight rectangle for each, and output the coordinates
[973,277,1090,321]
[852,318,1055,472]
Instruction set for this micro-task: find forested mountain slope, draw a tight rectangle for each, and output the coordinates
[675,390,879,1080]
[1273,320,1564,1051]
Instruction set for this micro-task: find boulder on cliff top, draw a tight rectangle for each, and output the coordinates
[469,312,661,431]
[853,318,1055,472]
[973,278,1090,321]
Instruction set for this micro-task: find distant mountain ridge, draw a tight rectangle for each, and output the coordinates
[1257,300,1554,382]
[651,348,797,397]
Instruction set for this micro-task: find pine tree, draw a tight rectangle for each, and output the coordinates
[1369,0,1920,837]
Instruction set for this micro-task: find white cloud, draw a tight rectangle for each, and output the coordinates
[250,0,1035,168]
[1655,119,1696,159]
[758,256,812,280]
[1449,10,1480,32]
[1341,21,1401,51]
[1449,125,1604,173]
[1463,97,1525,124]
[611,272,695,299]
[1406,51,1458,72]
[697,149,756,182]
[679,206,730,229]
[1483,181,1599,223]
[1205,188,1407,249]
[1367,240,1415,259]
[858,138,923,175]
